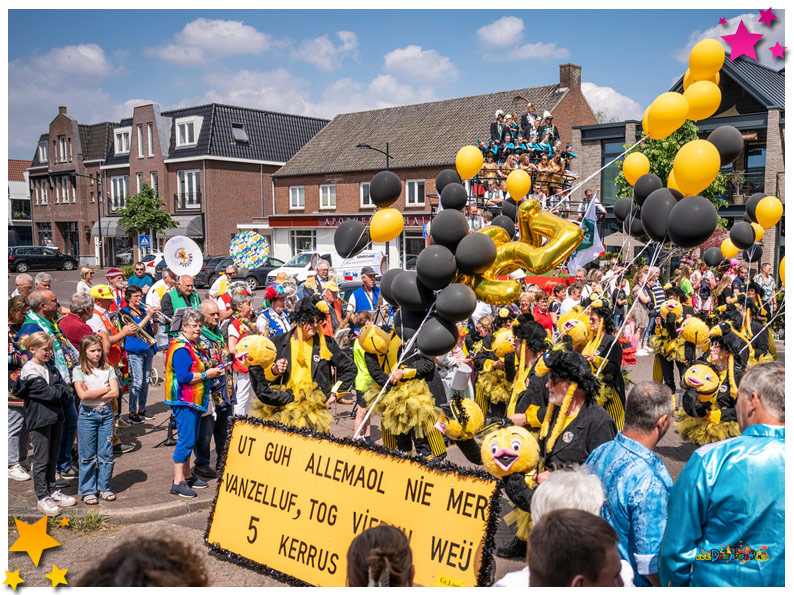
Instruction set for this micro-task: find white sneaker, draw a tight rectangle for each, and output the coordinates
[8,464,31,481]
[37,497,60,516]
[50,490,77,507]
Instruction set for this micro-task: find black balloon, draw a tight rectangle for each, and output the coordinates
[430,209,469,252]
[707,126,744,167]
[745,193,766,224]
[743,212,754,223]
[641,189,678,242]
[435,169,463,195]
[633,173,663,206]
[333,219,369,259]
[416,245,457,290]
[702,246,723,267]
[435,283,477,322]
[416,316,459,357]
[729,221,755,250]
[623,207,644,237]
[744,242,763,263]
[455,233,497,275]
[491,215,516,238]
[440,183,469,211]
[393,308,426,341]
[391,271,434,312]
[379,268,403,306]
[501,197,518,221]
[369,170,402,208]
[667,196,719,249]
[613,197,633,222]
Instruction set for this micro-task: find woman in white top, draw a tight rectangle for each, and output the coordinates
[76,267,95,294]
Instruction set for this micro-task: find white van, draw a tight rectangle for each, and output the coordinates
[266,250,386,285]
[334,250,386,283]
[266,251,332,285]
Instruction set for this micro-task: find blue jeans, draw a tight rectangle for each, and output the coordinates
[77,404,115,495]
[613,313,624,329]
[56,390,78,474]
[642,312,657,344]
[8,406,29,466]
[127,348,155,414]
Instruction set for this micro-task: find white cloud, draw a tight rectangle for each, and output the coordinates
[477,16,524,47]
[307,74,437,117]
[25,44,118,80]
[383,45,459,84]
[505,42,571,61]
[292,31,359,71]
[144,18,275,66]
[581,82,643,122]
[676,12,786,69]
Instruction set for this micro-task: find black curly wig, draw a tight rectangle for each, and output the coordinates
[590,306,617,336]
[289,294,325,326]
[542,349,601,400]
[513,314,549,354]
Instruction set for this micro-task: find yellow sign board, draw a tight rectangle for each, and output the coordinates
[206,419,500,587]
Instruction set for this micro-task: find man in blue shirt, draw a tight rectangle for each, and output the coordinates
[127,261,154,294]
[346,266,381,315]
[587,381,674,586]
[658,362,784,587]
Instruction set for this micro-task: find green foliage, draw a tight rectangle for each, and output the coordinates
[614,121,729,222]
[121,265,135,279]
[117,184,177,243]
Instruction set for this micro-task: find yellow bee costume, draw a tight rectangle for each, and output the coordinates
[675,363,741,446]
[650,292,690,394]
[473,324,514,419]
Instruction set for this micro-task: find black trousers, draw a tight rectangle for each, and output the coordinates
[660,358,687,395]
[394,430,432,458]
[30,423,63,500]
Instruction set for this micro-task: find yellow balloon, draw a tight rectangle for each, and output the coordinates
[370,208,404,242]
[689,38,725,80]
[646,92,689,139]
[683,68,720,91]
[721,238,739,259]
[755,195,783,229]
[684,80,722,121]
[455,145,484,180]
[667,169,683,194]
[506,169,531,201]
[623,152,650,186]
[672,139,721,196]
[780,257,785,286]
[641,107,650,137]
[751,222,765,242]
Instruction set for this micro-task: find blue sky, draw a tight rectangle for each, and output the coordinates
[8,9,786,159]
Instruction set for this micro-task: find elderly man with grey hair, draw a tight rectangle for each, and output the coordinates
[227,291,257,416]
[586,381,674,586]
[11,273,34,298]
[659,362,784,587]
[494,467,635,587]
[59,293,96,350]
[302,258,331,298]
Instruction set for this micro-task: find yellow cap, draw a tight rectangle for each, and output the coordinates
[90,285,113,299]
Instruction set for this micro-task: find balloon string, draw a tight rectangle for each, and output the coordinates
[353,305,436,439]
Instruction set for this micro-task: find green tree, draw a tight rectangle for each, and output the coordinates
[614,120,728,224]
[117,184,178,247]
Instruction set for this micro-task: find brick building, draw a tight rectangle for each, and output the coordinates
[27,104,327,266]
[241,64,598,265]
[8,159,33,246]
[573,55,784,271]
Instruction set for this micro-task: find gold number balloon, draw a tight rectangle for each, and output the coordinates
[460,199,583,305]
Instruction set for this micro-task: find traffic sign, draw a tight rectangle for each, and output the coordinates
[138,234,151,248]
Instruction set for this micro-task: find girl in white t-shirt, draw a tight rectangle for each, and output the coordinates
[73,335,119,505]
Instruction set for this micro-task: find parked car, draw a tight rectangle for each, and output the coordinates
[195,255,235,288]
[141,252,165,276]
[116,250,134,266]
[8,246,79,273]
[233,257,286,292]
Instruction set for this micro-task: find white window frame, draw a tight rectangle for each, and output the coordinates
[68,138,72,161]
[319,184,336,210]
[110,175,129,211]
[58,136,67,162]
[114,127,131,155]
[40,181,48,205]
[406,179,426,206]
[360,182,373,209]
[175,116,203,148]
[137,124,144,157]
[150,171,158,195]
[136,172,144,193]
[67,176,75,203]
[147,123,154,156]
[177,169,201,209]
[38,141,48,162]
[54,177,60,203]
[289,186,305,210]
[289,230,316,256]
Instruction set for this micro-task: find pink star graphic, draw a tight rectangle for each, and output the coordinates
[719,18,727,26]
[721,20,764,61]
[758,8,777,27]
[769,42,786,59]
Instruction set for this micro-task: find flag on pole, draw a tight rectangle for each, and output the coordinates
[567,196,604,275]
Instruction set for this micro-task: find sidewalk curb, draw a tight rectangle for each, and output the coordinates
[8,495,214,525]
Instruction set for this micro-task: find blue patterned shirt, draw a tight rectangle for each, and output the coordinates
[586,432,672,586]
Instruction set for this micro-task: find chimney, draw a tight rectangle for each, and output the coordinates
[559,64,581,91]
[58,106,67,115]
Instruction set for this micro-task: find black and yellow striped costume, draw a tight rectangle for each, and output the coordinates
[473,333,512,420]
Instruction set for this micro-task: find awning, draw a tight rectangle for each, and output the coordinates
[91,219,127,239]
[164,215,204,238]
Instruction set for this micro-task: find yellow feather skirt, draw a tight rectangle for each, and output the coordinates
[371,379,439,439]
[249,385,332,435]
[649,335,686,362]
[674,408,740,447]
[595,384,625,432]
[504,507,533,541]
[475,369,511,405]
[748,352,775,368]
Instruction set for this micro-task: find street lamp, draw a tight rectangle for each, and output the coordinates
[70,171,104,269]
[356,142,394,268]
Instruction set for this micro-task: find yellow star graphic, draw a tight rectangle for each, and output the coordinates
[58,518,70,528]
[44,565,68,588]
[8,516,61,567]
[3,570,25,591]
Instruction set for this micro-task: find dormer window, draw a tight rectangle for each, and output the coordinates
[38,141,48,162]
[114,127,131,154]
[175,116,203,148]
[232,123,249,143]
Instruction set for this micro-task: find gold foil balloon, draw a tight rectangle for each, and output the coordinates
[455,145,484,180]
[460,200,583,305]
[506,169,532,200]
